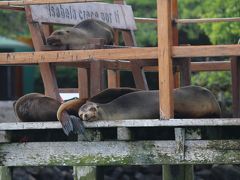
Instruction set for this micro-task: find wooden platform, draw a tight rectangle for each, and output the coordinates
[0,119,239,166]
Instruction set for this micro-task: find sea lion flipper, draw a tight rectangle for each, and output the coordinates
[59,111,74,136]
[70,115,89,140]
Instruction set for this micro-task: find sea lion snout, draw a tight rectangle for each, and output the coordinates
[78,102,99,121]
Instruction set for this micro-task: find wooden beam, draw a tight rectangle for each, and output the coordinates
[134,17,240,24]
[191,61,230,72]
[0,45,240,64]
[172,45,240,58]
[1,140,240,166]
[144,61,231,72]
[175,17,240,24]
[157,0,174,119]
[231,57,240,118]
[0,0,99,6]
[2,118,240,130]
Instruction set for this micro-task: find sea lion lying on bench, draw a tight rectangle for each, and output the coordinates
[78,85,221,121]
[57,86,221,135]
[46,19,114,50]
[13,93,61,122]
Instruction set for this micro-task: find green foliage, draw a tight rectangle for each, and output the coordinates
[0,10,29,38]
[179,0,240,44]
[192,71,232,117]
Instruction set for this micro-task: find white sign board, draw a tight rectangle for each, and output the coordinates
[30,2,137,30]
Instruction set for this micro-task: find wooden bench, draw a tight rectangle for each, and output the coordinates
[25,1,155,102]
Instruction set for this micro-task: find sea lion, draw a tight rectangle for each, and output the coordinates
[46,19,114,50]
[13,93,61,122]
[57,88,140,135]
[78,86,221,121]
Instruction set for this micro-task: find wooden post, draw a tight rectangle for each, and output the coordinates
[90,60,105,97]
[157,0,174,119]
[231,57,240,117]
[0,166,11,180]
[78,68,89,99]
[25,6,61,101]
[74,130,102,180]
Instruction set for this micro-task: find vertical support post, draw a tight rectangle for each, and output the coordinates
[231,57,240,117]
[157,0,174,119]
[25,6,61,101]
[0,166,11,180]
[90,60,105,97]
[74,129,101,180]
[107,69,120,88]
[78,68,89,99]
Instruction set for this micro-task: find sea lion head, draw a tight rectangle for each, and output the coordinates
[47,28,87,46]
[78,101,100,121]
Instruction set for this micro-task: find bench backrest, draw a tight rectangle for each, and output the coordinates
[30,2,137,30]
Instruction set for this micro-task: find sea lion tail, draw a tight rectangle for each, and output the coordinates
[70,115,89,140]
[59,111,74,136]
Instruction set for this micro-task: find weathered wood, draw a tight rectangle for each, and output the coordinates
[231,57,240,117]
[0,46,240,64]
[26,6,62,101]
[0,166,11,180]
[134,17,240,24]
[107,70,120,88]
[131,61,149,90]
[1,140,240,166]
[30,2,136,30]
[163,165,194,180]
[144,61,230,72]
[74,166,96,180]
[191,61,230,72]
[0,0,99,6]
[173,45,240,58]
[1,118,240,131]
[157,0,174,119]
[78,68,89,99]
[175,17,240,24]
[90,60,104,97]
[117,127,131,140]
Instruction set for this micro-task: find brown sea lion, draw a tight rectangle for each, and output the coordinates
[57,88,140,134]
[78,86,221,121]
[46,19,114,50]
[13,93,61,122]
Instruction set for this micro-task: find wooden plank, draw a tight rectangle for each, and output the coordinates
[2,118,240,130]
[78,68,89,99]
[30,2,136,30]
[134,17,240,24]
[191,61,230,72]
[231,57,240,118]
[26,6,62,101]
[0,167,11,180]
[90,60,104,97]
[144,61,230,72]
[0,0,99,6]
[157,0,174,119]
[1,140,240,166]
[173,45,240,58]
[131,61,149,90]
[0,46,240,64]
[107,70,120,88]
[175,17,240,24]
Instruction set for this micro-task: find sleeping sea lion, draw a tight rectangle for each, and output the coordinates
[57,88,140,135]
[78,86,221,121]
[13,93,61,122]
[46,19,114,50]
